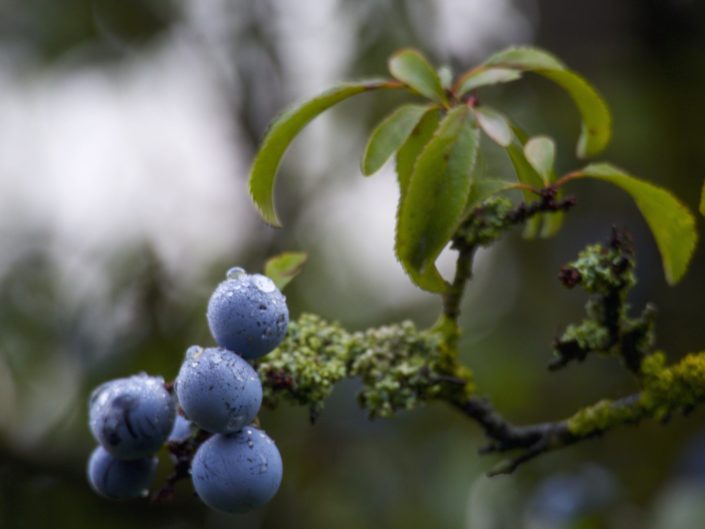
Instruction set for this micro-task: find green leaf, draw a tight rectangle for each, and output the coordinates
[503,120,546,239]
[466,178,517,210]
[362,104,434,176]
[508,138,544,238]
[264,252,308,290]
[454,67,522,96]
[523,136,563,238]
[483,46,611,158]
[475,106,512,147]
[506,137,544,189]
[249,81,398,226]
[396,106,479,292]
[519,212,541,239]
[484,47,564,70]
[575,163,697,284]
[539,211,563,238]
[389,49,447,104]
[700,180,705,216]
[524,136,556,183]
[395,107,441,198]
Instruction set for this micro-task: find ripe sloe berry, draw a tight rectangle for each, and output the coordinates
[207,268,288,359]
[175,346,262,434]
[87,446,157,499]
[89,373,176,459]
[191,427,283,513]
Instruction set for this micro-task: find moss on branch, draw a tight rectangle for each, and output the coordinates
[552,230,655,373]
[255,314,475,419]
[567,351,705,437]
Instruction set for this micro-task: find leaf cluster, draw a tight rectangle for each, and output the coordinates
[248,46,698,290]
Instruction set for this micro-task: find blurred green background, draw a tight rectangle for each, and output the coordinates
[1,1,705,528]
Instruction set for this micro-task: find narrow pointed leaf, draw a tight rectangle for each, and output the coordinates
[389,49,447,103]
[362,104,434,176]
[504,120,547,239]
[485,47,564,70]
[508,138,544,238]
[523,136,563,237]
[483,46,611,158]
[395,107,441,198]
[475,106,512,147]
[538,212,562,238]
[396,106,479,292]
[265,252,308,290]
[454,67,522,96]
[506,137,544,188]
[249,81,398,226]
[575,163,697,284]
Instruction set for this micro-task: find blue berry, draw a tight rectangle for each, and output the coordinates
[207,269,288,359]
[168,414,193,442]
[191,427,283,513]
[89,373,176,459]
[87,446,157,499]
[175,346,262,434]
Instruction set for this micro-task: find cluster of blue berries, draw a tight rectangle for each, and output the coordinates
[87,267,289,514]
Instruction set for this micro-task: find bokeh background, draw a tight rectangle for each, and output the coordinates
[1,1,705,528]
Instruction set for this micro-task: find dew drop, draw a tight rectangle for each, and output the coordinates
[230,366,244,382]
[258,454,268,473]
[226,267,246,280]
[252,275,276,293]
[245,428,255,448]
[186,345,203,360]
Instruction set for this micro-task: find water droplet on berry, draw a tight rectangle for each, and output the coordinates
[258,454,268,473]
[226,266,246,280]
[186,345,203,360]
[252,275,276,293]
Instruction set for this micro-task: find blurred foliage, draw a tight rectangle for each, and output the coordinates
[1,1,705,529]
[0,0,179,62]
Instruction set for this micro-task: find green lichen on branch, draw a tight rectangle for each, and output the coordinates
[255,314,351,416]
[640,351,705,419]
[456,196,515,248]
[351,320,474,418]
[567,350,705,437]
[552,230,655,372]
[255,313,474,420]
[454,190,575,250]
